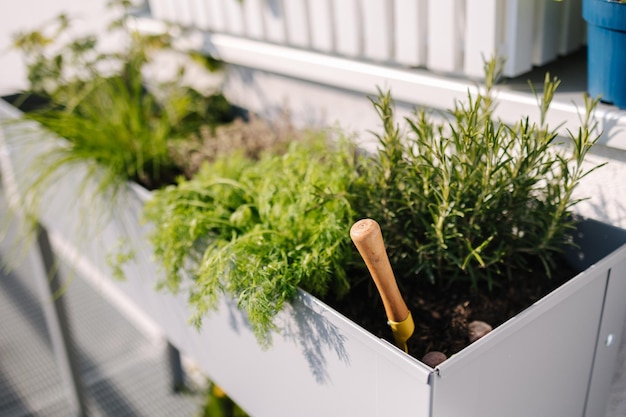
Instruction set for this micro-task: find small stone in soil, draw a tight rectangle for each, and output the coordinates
[468,320,493,343]
[422,351,448,368]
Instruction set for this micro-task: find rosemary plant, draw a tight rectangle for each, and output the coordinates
[360,60,602,289]
[144,136,363,344]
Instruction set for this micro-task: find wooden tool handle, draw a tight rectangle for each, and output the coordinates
[350,219,409,322]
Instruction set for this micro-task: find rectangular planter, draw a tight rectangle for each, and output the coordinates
[1,97,625,417]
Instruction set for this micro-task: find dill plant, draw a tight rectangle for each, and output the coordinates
[360,60,602,289]
[144,136,363,344]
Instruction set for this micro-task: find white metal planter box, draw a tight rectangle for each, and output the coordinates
[1,97,625,417]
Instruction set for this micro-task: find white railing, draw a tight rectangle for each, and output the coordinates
[146,0,585,78]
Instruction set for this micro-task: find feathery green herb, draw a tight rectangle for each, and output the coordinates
[144,136,363,344]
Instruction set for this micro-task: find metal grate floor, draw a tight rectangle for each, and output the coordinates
[0,242,203,417]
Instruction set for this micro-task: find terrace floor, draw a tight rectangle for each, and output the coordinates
[0,263,205,417]
[0,191,205,417]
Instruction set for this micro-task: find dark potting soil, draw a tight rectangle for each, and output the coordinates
[327,256,577,363]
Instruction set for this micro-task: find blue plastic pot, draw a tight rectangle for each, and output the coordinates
[583,0,626,109]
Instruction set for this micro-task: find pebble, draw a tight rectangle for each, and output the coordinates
[468,320,493,343]
[422,351,448,367]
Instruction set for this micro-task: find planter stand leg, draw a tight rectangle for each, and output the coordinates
[167,341,186,392]
[34,223,89,417]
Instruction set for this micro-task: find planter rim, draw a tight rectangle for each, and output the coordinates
[0,96,25,119]
[583,0,626,32]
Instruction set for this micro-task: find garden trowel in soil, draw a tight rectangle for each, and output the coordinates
[350,218,414,353]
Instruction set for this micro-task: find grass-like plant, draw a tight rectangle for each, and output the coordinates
[144,136,363,344]
[359,60,602,289]
[11,1,233,195]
